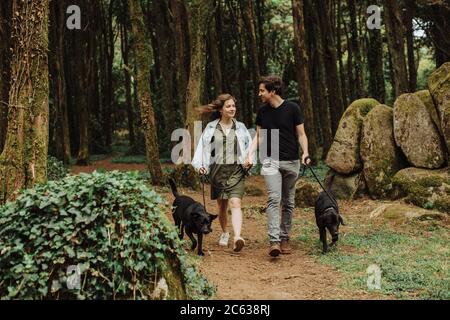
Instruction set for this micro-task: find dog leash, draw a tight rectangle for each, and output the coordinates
[301,156,340,211]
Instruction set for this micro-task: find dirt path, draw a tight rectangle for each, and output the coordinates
[71,159,388,300]
[161,176,388,300]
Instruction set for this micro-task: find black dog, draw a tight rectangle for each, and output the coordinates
[169,178,217,256]
[314,173,345,253]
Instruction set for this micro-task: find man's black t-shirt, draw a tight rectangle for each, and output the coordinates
[255,100,304,161]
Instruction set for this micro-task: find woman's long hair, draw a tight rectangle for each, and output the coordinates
[196,94,237,121]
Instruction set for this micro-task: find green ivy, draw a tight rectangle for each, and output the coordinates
[0,171,215,300]
[47,156,69,181]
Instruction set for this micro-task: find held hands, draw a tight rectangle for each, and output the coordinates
[243,157,253,169]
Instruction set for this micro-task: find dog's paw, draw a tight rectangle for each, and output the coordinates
[198,251,205,256]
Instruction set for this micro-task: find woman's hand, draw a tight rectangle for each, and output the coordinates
[243,157,253,169]
[199,167,207,175]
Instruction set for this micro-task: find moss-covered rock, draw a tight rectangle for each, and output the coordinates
[415,89,443,137]
[369,203,446,221]
[393,93,447,168]
[295,180,321,207]
[428,62,450,152]
[324,170,367,200]
[392,167,450,213]
[361,105,408,199]
[326,98,380,174]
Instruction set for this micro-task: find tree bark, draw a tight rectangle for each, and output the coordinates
[185,0,214,153]
[241,0,260,117]
[317,0,344,135]
[0,0,12,153]
[336,0,348,107]
[0,0,49,203]
[383,0,409,97]
[129,0,163,185]
[348,0,364,98]
[119,2,135,146]
[255,0,266,75]
[49,0,71,164]
[170,0,190,119]
[292,0,318,159]
[405,0,417,92]
[209,14,223,96]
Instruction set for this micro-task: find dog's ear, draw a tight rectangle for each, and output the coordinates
[339,215,345,226]
[209,213,218,221]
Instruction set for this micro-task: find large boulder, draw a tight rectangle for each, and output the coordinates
[295,180,321,208]
[392,167,450,213]
[415,90,444,137]
[393,93,447,168]
[361,105,408,198]
[428,62,450,152]
[326,98,380,174]
[325,170,367,200]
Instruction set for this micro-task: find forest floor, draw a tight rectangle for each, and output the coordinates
[71,157,450,300]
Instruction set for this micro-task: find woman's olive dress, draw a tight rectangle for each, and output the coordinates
[209,121,245,200]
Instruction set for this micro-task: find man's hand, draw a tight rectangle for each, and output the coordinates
[302,153,311,166]
[243,157,253,169]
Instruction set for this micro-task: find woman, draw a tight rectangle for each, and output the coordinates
[192,94,253,252]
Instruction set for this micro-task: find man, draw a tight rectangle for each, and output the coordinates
[244,75,310,257]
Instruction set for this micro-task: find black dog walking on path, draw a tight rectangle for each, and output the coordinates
[169,178,218,256]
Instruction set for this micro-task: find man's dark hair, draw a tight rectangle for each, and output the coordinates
[258,75,283,96]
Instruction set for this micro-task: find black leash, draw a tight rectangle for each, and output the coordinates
[301,156,339,211]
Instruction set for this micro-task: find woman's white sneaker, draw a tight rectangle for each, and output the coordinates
[218,232,230,247]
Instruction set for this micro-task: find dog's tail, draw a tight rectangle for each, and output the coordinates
[168,178,179,197]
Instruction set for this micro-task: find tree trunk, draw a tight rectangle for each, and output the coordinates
[241,0,260,117]
[292,0,318,159]
[0,0,12,153]
[185,0,214,153]
[49,0,71,164]
[120,4,135,146]
[317,0,344,135]
[209,14,223,96]
[170,0,190,119]
[348,0,364,98]
[129,0,163,185]
[255,0,266,75]
[405,0,417,92]
[305,0,332,156]
[336,0,348,108]
[383,0,408,97]
[367,0,385,103]
[0,0,49,203]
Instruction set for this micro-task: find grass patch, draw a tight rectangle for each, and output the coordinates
[296,217,449,300]
[110,155,147,164]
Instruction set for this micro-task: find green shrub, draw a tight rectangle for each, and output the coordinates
[0,171,215,300]
[47,156,69,181]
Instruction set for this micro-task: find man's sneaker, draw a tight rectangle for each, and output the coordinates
[218,232,230,247]
[280,239,292,254]
[269,242,281,257]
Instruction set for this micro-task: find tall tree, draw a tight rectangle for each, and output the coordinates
[405,0,417,92]
[49,0,71,164]
[383,0,409,97]
[0,0,12,153]
[317,0,344,134]
[292,0,318,159]
[348,0,364,98]
[185,0,214,152]
[367,0,385,103]
[336,0,348,107]
[129,0,163,185]
[169,0,190,119]
[0,0,49,203]
[241,0,260,119]
[119,0,135,146]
